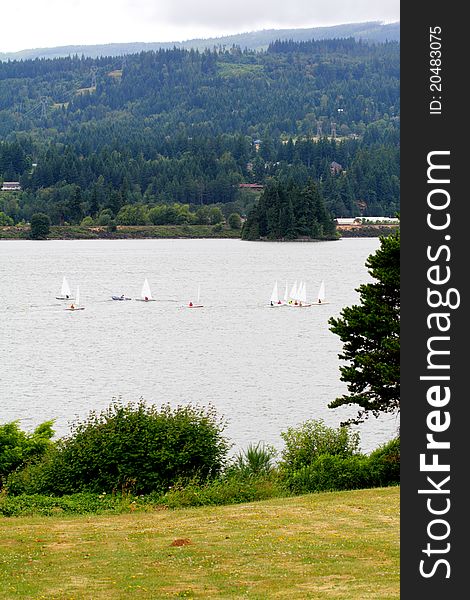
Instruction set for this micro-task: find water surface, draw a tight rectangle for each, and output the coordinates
[0,238,399,453]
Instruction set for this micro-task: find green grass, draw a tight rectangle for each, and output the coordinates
[0,487,399,599]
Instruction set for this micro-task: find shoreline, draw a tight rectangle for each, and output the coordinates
[0,223,398,241]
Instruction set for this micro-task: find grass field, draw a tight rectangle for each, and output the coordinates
[0,486,399,599]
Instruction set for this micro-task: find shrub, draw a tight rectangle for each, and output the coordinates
[283,454,372,494]
[212,222,224,233]
[33,400,230,495]
[161,473,285,508]
[30,213,50,239]
[0,211,14,226]
[228,212,242,229]
[107,220,117,233]
[97,209,113,225]
[80,216,94,226]
[229,442,277,479]
[279,419,360,472]
[367,437,400,486]
[0,421,55,486]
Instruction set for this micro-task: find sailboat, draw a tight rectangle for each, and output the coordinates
[111,293,132,301]
[312,280,329,305]
[287,280,298,305]
[269,280,284,307]
[56,276,73,300]
[135,278,156,302]
[65,285,85,311]
[288,281,311,307]
[188,285,204,308]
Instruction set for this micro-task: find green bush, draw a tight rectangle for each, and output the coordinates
[283,454,372,494]
[279,419,360,472]
[228,212,242,230]
[97,209,113,225]
[30,213,51,239]
[29,400,230,496]
[0,491,143,517]
[160,473,285,509]
[107,220,117,232]
[367,437,400,486]
[80,216,95,226]
[229,442,277,479]
[0,421,55,486]
[0,211,14,226]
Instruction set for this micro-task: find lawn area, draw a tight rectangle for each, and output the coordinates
[0,486,399,599]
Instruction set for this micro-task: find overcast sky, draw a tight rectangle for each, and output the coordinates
[1,0,400,53]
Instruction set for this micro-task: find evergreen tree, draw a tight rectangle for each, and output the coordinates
[328,230,400,424]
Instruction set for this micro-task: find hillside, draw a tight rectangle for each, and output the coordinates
[0,37,399,226]
[0,21,399,61]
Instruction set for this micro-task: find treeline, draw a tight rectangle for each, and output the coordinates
[0,39,399,224]
[242,179,336,240]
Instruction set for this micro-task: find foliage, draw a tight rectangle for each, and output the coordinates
[242,179,336,240]
[328,230,400,423]
[279,419,360,472]
[0,211,14,225]
[229,442,277,478]
[23,400,230,496]
[80,215,94,226]
[29,212,51,239]
[227,212,242,229]
[282,437,400,494]
[160,473,285,509]
[0,421,55,485]
[0,41,399,225]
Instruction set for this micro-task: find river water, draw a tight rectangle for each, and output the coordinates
[0,238,399,454]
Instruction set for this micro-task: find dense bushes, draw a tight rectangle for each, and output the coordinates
[0,421,54,487]
[7,401,230,496]
[1,408,399,514]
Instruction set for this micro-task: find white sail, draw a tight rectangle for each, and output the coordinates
[299,281,307,303]
[283,281,288,303]
[141,278,152,300]
[318,280,326,302]
[61,276,71,297]
[270,281,279,303]
[289,281,297,301]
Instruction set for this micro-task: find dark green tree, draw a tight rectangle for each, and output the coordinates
[30,213,51,239]
[328,230,400,424]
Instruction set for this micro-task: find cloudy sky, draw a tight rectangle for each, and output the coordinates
[1,0,399,52]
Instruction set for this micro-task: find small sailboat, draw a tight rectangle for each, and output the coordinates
[56,276,73,300]
[135,278,156,302]
[65,285,85,311]
[111,294,132,301]
[297,281,311,307]
[188,285,204,308]
[269,280,284,307]
[312,280,329,305]
[286,280,298,305]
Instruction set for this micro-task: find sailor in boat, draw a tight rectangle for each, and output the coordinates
[121,294,125,300]
[144,296,149,302]
[277,300,282,304]
[318,299,322,304]
[70,304,75,310]
[270,301,273,306]
[189,301,193,307]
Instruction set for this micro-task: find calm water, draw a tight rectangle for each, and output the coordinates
[0,238,399,453]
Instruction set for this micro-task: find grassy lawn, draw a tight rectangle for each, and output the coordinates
[0,487,399,599]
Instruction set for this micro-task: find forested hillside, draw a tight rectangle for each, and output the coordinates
[0,38,399,228]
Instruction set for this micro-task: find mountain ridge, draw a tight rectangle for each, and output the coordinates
[0,21,399,61]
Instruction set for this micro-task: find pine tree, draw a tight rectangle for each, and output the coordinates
[328,230,400,424]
